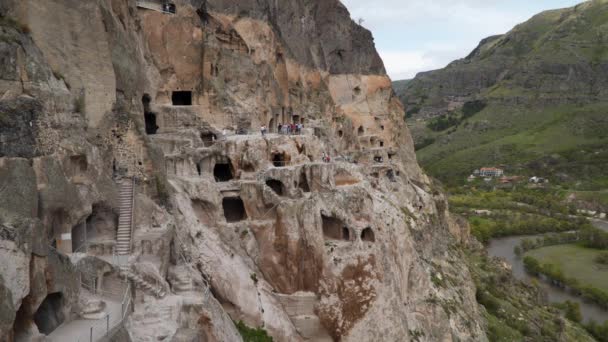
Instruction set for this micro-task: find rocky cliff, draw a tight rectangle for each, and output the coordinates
[395,0,608,184]
[0,0,486,341]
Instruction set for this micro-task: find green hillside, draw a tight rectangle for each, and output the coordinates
[394,0,608,187]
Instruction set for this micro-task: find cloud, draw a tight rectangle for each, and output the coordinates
[340,0,583,79]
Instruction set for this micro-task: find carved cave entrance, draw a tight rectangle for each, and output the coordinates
[222,197,247,222]
[266,179,285,196]
[272,152,287,167]
[201,132,217,147]
[143,94,158,135]
[214,162,234,182]
[361,227,375,242]
[34,292,65,335]
[322,214,349,241]
[358,126,364,136]
[172,91,192,106]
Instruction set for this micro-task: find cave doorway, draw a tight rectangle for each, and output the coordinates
[34,292,65,335]
[358,126,364,136]
[361,227,375,242]
[71,221,86,253]
[213,163,233,182]
[144,113,158,135]
[201,132,217,147]
[321,214,349,241]
[292,115,301,124]
[298,171,310,193]
[143,94,158,135]
[172,91,192,106]
[222,197,247,222]
[269,118,275,133]
[272,152,287,167]
[266,179,285,196]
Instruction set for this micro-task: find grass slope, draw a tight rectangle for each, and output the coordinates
[526,244,608,292]
[417,102,608,186]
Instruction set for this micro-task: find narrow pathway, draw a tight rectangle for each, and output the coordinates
[116,179,134,257]
[47,296,122,342]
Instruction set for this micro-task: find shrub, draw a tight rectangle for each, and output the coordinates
[235,321,273,342]
[595,252,608,265]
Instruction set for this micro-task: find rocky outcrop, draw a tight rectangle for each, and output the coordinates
[0,0,486,341]
[397,0,608,142]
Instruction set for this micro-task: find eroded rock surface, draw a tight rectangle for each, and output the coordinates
[0,0,486,341]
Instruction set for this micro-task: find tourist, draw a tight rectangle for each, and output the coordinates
[261,125,266,136]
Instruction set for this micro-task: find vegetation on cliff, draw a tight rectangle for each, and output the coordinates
[394,0,608,187]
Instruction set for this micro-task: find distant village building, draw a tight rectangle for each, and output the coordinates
[529,176,548,184]
[475,167,504,178]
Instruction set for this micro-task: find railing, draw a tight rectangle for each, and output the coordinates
[173,230,211,300]
[74,277,131,342]
[129,176,136,255]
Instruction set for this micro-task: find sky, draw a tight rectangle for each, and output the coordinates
[341,0,585,80]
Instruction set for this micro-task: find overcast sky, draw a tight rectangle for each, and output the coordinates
[341,0,585,80]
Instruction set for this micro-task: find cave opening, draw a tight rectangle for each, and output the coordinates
[374,156,383,163]
[222,197,247,222]
[172,91,192,106]
[358,126,364,136]
[71,221,87,253]
[272,152,287,167]
[201,132,217,147]
[321,214,349,241]
[338,130,343,138]
[269,117,275,133]
[144,113,159,135]
[196,163,202,176]
[266,179,285,196]
[34,292,65,335]
[213,163,233,182]
[298,171,310,193]
[143,94,158,135]
[379,141,385,147]
[361,227,375,242]
[292,115,301,124]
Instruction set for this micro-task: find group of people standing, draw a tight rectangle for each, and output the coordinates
[278,123,303,135]
[260,122,304,136]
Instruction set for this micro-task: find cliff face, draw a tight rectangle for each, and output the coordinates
[396,0,608,183]
[0,1,485,341]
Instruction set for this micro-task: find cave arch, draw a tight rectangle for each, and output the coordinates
[266,179,285,196]
[142,94,158,135]
[361,227,375,242]
[214,162,234,182]
[322,214,350,241]
[222,197,247,222]
[34,292,65,335]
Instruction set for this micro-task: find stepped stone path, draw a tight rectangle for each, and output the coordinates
[116,179,134,257]
[276,292,333,341]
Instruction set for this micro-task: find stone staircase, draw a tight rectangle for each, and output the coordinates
[169,265,195,294]
[116,179,134,256]
[275,292,333,341]
[118,267,167,299]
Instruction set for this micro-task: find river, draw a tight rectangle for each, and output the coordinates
[487,220,608,323]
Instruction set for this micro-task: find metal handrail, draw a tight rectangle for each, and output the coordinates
[128,177,135,255]
[173,231,211,300]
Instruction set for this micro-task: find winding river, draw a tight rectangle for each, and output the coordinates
[487,220,608,323]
